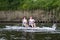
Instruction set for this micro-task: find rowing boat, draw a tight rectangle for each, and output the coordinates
[3,24,56,32]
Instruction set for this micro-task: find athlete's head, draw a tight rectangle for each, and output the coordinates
[30,16,33,19]
[23,16,26,19]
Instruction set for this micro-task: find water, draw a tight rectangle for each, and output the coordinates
[0,23,60,40]
[0,31,60,40]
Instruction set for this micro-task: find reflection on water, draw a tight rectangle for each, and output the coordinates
[0,37,6,40]
[0,31,60,40]
[35,33,60,40]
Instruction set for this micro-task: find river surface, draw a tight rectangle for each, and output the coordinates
[0,23,60,40]
[0,31,60,40]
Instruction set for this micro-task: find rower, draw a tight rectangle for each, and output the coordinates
[22,16,28,27]
[29,16,36,27]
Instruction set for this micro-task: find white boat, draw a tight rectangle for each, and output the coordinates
[3,24,56,32]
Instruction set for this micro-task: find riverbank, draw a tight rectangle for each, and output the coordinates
[0,10,60,22]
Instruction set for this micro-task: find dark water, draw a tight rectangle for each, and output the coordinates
[0,23,60,40]
[0,31,60,40]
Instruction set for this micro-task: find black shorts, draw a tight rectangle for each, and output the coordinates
[29,25,32,27]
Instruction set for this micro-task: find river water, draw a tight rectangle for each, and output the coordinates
[0,23,60,40]
[0,31,60,40]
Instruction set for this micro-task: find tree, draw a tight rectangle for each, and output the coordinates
[0,0,60,10]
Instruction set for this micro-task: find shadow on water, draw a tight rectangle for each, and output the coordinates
[0,23,60,40]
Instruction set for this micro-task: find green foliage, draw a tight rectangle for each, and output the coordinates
[0,0,20,10]
[0,0,60,10]
[0,0,8,10]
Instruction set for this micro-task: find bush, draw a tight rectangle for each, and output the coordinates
[0,0,60,10]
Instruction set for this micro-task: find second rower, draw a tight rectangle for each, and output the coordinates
[29,16,36,27]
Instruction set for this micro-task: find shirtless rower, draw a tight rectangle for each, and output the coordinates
[22,16,28,27]
[29,16,36,27]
